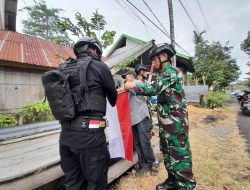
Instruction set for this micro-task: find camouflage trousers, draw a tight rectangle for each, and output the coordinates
[158,104,196,190]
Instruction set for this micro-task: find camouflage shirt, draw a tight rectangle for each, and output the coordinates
[135,63,187,111]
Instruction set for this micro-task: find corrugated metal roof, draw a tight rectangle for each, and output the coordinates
[0,30,74,68]
[106,42,153,68]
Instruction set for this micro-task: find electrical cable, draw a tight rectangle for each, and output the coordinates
[142,0,170,36]
[126,0,192,56]
[177,0,200,33]
[196,0,215,40]
[114,0,140,22]
[114,0,166,40]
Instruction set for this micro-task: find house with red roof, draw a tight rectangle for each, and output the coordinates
[0,29,74,113]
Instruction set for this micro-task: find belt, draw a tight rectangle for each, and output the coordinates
[60,116,108,132]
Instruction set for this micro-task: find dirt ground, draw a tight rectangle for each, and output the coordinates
[111,105,250,190]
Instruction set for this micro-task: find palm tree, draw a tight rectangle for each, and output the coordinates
[91,10,106,39]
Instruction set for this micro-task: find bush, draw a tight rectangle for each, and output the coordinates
[21,101,54,124]
[0,114,18,128]
[205,91,228,109]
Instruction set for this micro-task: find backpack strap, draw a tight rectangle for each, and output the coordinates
[77,58,92,94]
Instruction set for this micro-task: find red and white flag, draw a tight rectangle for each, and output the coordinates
[106,92,134,161]
[89,120,101,129]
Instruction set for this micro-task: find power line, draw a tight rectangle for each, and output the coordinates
[115,0,165,40]
[146,25,166,41]
[116,0,191,56]
[122,0,167,39]
[125,0,192,56]
[125,0,170,37]
[196,0,215,41]
[181,0,198,27]
[142,0,170,36]
[120,0,153,38]
[114,0,140,22]
[115,0,150,37]
[177,0,200,33]
[121,0,145,24]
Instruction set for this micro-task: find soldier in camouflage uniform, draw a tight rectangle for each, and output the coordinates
[125,44,196,190]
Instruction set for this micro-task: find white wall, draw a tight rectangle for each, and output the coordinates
[111,38,141,57]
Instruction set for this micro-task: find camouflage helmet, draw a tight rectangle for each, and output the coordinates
[149,43,176,60]
[73,36,102,57]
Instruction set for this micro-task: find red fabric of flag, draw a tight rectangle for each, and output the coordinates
[116,92,133,161]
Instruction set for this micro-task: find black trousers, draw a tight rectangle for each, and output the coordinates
[59,143,110,190]
[132,117,156,169]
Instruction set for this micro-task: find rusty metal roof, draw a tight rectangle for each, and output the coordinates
[0,30,74,69]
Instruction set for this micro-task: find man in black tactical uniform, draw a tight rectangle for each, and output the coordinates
[59,36,117,190]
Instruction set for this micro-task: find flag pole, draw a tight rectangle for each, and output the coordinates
[147,64,154,83]
[147,40,156,84]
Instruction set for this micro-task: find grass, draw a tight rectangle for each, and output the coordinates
[111,106,250,190]
[189,106,250,190]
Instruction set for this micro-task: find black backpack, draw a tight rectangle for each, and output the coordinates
[41,58,91,121]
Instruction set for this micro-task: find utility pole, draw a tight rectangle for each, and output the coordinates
[168,0,176,66]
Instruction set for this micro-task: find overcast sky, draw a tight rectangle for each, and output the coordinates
[16,0,250,80]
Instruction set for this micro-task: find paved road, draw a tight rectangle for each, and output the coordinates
[227,97,250,153]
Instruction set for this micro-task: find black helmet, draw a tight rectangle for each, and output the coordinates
[149,43,176,60]
[121,71,136,79]
[73,36,102,57]
[135,64,149,74]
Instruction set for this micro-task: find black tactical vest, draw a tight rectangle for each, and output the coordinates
[59,57,106,115]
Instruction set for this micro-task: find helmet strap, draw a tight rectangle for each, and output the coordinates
[143,73,149,80]
[138,70,145,79]
[157,55,169,70]
[136,71,142,80]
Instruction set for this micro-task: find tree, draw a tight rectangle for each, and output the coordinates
[91,10,106,39]
[241,32,250,80]
[245,79,250,87]
[20,1,116,48]
[20,0,72,46]
[57,10,116,48]
[241,31,250,58]
[193,31,241,90]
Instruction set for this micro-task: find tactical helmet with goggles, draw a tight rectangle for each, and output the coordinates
[73,36,103,58]
[149,43,176,60]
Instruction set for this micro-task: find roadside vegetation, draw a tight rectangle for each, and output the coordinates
[203,91,229,109]
[0,101,53,128]
[21,101,54,124]
[0,114,18,128]
[111,105,250,190]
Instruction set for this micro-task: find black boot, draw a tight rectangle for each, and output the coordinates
[156,172,176,190]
